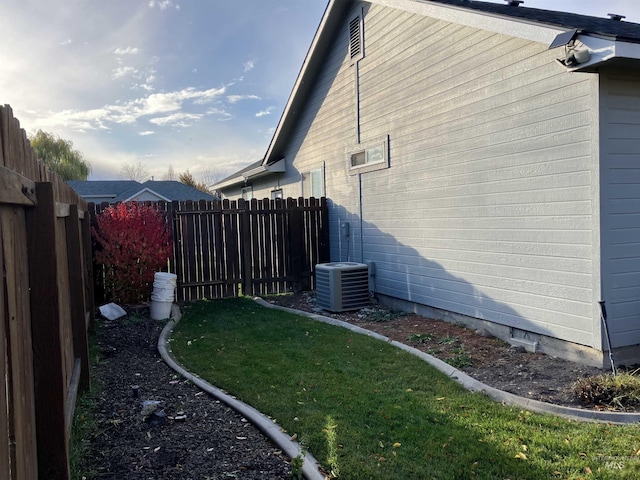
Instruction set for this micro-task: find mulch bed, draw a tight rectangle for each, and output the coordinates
[81,308,291,479]
[264,292,614,410]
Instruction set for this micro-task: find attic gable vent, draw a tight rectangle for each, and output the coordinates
[349,15,362,60]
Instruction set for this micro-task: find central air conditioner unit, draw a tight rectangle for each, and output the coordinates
[315,262,369,312]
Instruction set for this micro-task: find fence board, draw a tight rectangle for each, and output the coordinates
[0,165,37,206]
[1,205,39,479]
[199,200,212,299]
[66,205,90,392]
[0,224,10,480]
[212,199,225,298]
[26,182,70,480]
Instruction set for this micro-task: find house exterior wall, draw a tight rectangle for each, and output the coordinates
[128,191,164,202]
[82,195,115,204]
[227,2,603,350]
[599,68,640,350]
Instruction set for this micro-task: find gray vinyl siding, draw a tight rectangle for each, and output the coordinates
[261,3,601,347]
[600,70,640,348]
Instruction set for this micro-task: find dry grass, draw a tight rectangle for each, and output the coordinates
[573,369,640,410]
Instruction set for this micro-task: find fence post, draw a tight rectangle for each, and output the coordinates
[66,204,90,393]
[239,199,253,296]
[288,197,305,293]
[25,181,70,480]
[80,210,95,333]
[319,197,330,264]
[88,202,106,305]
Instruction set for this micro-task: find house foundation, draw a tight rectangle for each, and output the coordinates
[374,293,624,369]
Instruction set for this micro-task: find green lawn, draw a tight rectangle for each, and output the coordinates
[169,297,640,480]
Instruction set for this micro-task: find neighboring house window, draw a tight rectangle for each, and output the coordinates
[241,186,253,201]
[349,13,364,63]
[271,189,283,200]
[348,135,390,175]
[303,168,324,198]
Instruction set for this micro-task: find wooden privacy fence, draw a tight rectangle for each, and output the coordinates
[0,105,94,480]
[90,196,330,303]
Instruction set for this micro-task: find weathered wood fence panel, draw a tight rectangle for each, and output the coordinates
[90,196,330,303]
[0,104,94,480]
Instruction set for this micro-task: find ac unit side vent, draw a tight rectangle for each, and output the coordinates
[315,262,369,312]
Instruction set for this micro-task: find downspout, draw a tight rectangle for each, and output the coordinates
[359,172,364,263]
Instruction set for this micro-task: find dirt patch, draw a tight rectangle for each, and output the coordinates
[265,292,627,411]
[82,308,292,479]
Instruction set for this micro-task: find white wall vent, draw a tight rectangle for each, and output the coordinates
[315,262,369,312]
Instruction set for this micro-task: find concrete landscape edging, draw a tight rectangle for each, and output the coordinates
[253,297,640,425]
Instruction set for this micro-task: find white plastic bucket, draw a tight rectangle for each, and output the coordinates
[150,300,173,320]
[154,272,177,283]
[152,272,177,303]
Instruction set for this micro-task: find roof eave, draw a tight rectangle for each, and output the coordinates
[559,36,640,72]
[214,158,287,190]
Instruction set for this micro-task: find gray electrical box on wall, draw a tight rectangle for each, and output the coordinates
[315,262,369,312]
[341,221,350,237]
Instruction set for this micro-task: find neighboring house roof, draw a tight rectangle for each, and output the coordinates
[67,180,141,200]
[114,180,215,202]
[68,180,215,203]
[210,0,640,192]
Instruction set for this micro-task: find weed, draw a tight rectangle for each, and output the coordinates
[358,307,405,322]
[69,333,101,480]
[437,335,459,345]
[446,345,473,368]
[324,417,340,478]
[406,333,434,343]
[573,369,640,410]
[290,446,306,480]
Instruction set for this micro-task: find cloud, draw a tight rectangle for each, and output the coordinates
[29,86,228,131]
[148,0,179,10]
[207,107,233,121]
[114,46,140,55]
[255,107,275,117]
[149,112,202,127]
[227,94,260,104]
[112,66,138,79]
[243,60,255,72]
[138,131,156,136]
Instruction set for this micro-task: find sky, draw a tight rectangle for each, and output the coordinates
[1,0,639,182]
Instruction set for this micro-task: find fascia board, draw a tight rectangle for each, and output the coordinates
[566,36,640,71]
[213,175,246,190]
[123,188,171,202]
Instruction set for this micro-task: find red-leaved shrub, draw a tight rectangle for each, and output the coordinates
[93,202,173,304]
